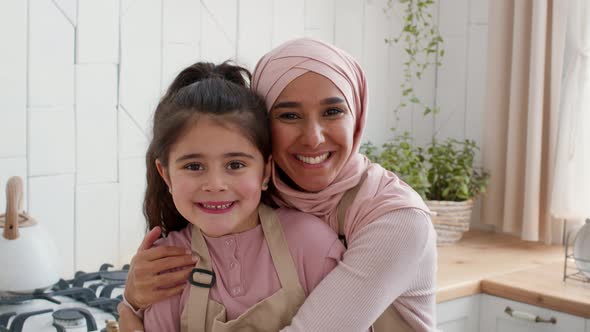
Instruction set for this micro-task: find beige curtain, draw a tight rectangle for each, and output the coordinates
[482,0,568,244]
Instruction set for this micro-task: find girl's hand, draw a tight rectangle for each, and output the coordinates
[124,226,195,309]
[117,302,145,332]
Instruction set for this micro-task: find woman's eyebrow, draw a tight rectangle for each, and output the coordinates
[273,97,346,109]
[272,101,300,109]
[320,97,345,105]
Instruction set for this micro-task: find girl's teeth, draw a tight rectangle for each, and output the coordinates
[203,203,232,209]
[296,153,330,165]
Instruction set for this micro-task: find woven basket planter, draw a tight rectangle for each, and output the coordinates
[426,199,474,246]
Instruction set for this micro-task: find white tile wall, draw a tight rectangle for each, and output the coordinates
[434,36,468,142]
[28,107,76,176]
[0,111,27,159]
[304,0,335,42]
[53,0,78,26]
[0,1,27,158]
[163,0,201,44]
[362,0,394,146]
[0,0,488,273]
[470,0,489,24]
[75,183,119,272]
[76,64,118,107]
[465,25,489,161]
[119,0,162,133]
[237,0,273,70]
[76,107,118,184]
[200,2,236,63]
[28,0,75,107]
[272,0,305,47]
[334,0,364,63]
[439,0,469,37]
[29,174,75,277]
[118,107,149,159]
[76,0,119,64]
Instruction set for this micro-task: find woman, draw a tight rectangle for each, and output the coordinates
[119,38,437,332]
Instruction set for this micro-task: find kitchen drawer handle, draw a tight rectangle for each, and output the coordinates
[504,306,557,324]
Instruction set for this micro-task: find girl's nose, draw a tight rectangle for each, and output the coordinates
[300,120,325,148]
[201,171,228,192]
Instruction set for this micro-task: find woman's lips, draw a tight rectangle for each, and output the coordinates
[292,152,332,168]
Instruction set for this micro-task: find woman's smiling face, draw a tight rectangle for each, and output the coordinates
[270,72,355,192]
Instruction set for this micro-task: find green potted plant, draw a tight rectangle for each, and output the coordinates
[364,0,491,245]
[362,137,489,245]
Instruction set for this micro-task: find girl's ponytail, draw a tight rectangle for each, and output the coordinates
[161,62,250,104]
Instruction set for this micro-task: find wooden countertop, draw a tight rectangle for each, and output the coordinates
[436,230,590,318]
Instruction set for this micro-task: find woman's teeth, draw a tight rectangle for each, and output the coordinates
[202,202,232,209]
[296,153,330,165]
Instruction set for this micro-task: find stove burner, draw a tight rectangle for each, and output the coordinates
[53,308,84,321]
[52,308,97,331]
[1,309,53,332]
[72,269,128,288]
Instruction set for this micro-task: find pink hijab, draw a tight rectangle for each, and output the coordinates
[252,38,429,242]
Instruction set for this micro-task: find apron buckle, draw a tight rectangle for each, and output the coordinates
[189,268,216,288]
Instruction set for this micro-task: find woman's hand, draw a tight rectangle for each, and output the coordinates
[117,302,146,332]
[124,226,195,310]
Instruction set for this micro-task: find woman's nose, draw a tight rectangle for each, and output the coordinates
[300,120,325,148]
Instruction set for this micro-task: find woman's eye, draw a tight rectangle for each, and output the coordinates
[227,161,246,170]
[184,163,203,171]
[277,112,300,120]
[324,108,344,116]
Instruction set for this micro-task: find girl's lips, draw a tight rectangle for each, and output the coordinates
[196,201,236,214]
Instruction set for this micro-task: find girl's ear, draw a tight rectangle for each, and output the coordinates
[261,156,272,191]
[155,159,172,189]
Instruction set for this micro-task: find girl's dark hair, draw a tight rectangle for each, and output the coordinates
[144,61,271,234]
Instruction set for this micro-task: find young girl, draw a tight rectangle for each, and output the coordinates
[140,62,346,332]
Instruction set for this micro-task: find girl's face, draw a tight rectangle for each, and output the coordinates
[270,72,355,192]
[157,116,270,238]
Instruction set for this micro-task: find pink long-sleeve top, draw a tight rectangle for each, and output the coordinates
[282,208,438,332]
[143,208,345,332]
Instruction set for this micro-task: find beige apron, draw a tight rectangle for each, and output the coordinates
[337,171,415,332]
[180,203,306,332]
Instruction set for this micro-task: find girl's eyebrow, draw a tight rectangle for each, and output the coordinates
[272,97,346,109]
[175,152,256,163]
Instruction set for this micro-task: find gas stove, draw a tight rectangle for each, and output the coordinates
[0,264,127,332]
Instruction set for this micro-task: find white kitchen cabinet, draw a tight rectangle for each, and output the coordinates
[586,319,590,332]
[437,295,480,332]
[480,294,586,332]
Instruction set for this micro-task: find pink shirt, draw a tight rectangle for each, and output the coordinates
[143,208,345,331]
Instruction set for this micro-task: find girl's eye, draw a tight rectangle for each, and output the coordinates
[324,108,344,116]
[277,112,300,120]
[227,161,246,170]
[184,163,203,171]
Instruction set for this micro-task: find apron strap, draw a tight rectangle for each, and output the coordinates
[185,225,215,332]
[336,169,369,248]
[258,204,304,294]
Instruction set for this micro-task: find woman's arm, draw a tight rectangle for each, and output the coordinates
[124,227,195,310]
[117,302,145,332]
[281,208,437,332]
